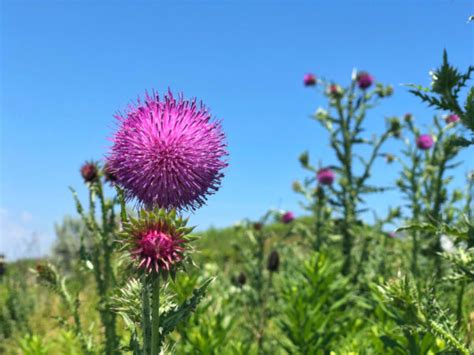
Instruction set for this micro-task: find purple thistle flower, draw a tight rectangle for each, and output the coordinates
[107,91,228,211]
[445,113,460,124]
[356,72,374,89]
[317,168,335,186]
[281,211,295,224]
[303,73,317,86]
[416,134,434,150]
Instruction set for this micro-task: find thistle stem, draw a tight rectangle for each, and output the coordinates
[151,273,161,354]
[141,275,151,355]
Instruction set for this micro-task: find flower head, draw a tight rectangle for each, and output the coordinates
[416,134,434,150]
[303,73,317,86]
[356,71,374,89]
[107,91,227,211]
[445,113,460,124]
[281,211,295,224]
[121,208,193,274]
[327,84,343,98]
[80,161,99,183]
[317,168,335,185]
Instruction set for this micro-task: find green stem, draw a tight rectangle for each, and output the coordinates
[151,274,161,354]
[456,279,466,328]
[142,275,151,355]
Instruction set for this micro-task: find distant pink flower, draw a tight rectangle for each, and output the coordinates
[388,232,396,238]
[107,91,228,211]
[416,134,434,150]
[357,72,374,89]
[317,168,335,185]
[445,114,460,124]
[281,211,295,224]
[303,73,317,86]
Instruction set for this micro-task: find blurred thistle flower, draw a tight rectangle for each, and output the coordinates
[80,161,99,183]
[404,113,413,122]
[388,232,396,238]
[267,250,280,272]
[120,208,193,274]
[253,222,263,231]
[303,73,317,86]
[107,91,228,211]
[103,162,117,184]
[416,134,434,150]
[327,84,344,98]
[356,71,374,89]
[317,168,335,185]
[445,113,460,124]
[281,211,295,224]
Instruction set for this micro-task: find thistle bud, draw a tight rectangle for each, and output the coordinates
[103,162,117,184]
[292,181,303,193]
[237,272,246,287]
[80,161,99,183]
[384,154,395,164]
[404,113,413,123]
[253,222,263,231]
[299,151,309,167]
[327,84,343,98]
[267,250,280,272]
[35,263,59,287]
[388,117,401,138]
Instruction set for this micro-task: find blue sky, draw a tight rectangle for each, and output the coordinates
[1,0,473,260]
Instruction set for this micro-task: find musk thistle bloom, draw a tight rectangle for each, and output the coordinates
[317,168,335,185]
[80,161,99,183]
[356,71,374,89]
[303,73,317,86]
[121,208,193,274]
[416,134,434,150]
[281,211,295,224]
[107,91,228,211]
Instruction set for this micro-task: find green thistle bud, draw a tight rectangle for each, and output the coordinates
[267,250,280,272]
[292,181,303,193]
[299,151,309,167]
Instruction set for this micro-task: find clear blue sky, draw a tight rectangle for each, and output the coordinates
[1,0,473,260]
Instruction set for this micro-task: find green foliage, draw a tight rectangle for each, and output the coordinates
[277,252,354,353]
[408,50,474,146]
[375,275,469,354]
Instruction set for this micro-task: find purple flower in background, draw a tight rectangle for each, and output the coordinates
[416,134,434,150]
[445,113,460,124]
[356,71,374,89]
[303,73,317,86]
[317,168,335,186]
[107,91,228,210]
[281,211,295,224]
